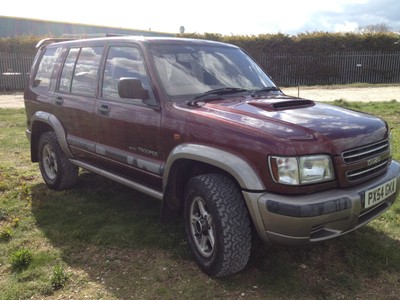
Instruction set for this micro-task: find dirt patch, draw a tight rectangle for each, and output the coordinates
[1,85,399,108]
[0,93,24,108]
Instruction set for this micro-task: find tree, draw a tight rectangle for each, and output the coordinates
[358,23,392,33]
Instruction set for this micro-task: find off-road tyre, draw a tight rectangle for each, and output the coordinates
[184,174,252,277]
[38,131,78,190]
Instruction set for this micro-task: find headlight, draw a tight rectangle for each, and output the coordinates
[389,131,393,158]
[269,155,334,185]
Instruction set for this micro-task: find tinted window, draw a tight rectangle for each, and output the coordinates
[33,47,62,89]
[69,47,103,96]
[102,46,152,102]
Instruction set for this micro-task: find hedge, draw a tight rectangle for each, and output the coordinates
[181,32,400,56]
[1,32,399,56]
[0,36,39,55]
[1,32,400,88]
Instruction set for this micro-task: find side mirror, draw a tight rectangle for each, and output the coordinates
[118,77,149,100]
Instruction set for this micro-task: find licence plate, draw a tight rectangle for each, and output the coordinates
[364,178,397,209]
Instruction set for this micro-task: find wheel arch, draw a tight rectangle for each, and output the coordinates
[160,144,265,221]
[29,111,73,162]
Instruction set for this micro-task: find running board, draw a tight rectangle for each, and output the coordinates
[70,159,163,200]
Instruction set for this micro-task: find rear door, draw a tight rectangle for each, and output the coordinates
[94,44,163,190]
[54,45,104,160]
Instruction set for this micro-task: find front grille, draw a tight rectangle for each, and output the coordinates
[342,140,389,163]
[342,139,390,182]
[346,161,388,181]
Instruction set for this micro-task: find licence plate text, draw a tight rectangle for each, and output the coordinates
[365,178,397,209]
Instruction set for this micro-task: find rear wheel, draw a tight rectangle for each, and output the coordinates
[184,174,251,277]
[38,132,78,190]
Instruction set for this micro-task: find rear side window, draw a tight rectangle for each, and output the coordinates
[59,48,79,93]
[33,47,62,89]
[58,46,103,96]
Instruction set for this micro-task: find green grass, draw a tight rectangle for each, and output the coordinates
[281,82,400,89]
[9,248,33,271]
[0,105,400,299]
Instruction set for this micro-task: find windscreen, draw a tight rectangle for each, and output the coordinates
[150,43,275,100]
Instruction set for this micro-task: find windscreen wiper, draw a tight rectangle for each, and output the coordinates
[251,86,281,97]
[187,87,248,107]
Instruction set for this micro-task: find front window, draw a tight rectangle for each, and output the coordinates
[150,43,275,100]
[102,46,154,104]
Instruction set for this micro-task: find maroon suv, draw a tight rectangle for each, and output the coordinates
[24,36,400,277]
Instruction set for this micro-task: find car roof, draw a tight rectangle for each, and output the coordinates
[37,36,236,49]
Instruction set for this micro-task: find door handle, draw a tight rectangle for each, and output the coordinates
[55,96,63,105]
[98,104,110,116]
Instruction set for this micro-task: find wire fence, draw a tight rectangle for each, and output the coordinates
[258,51,400,86]
[0,52,32,90]
[1,51,400,90]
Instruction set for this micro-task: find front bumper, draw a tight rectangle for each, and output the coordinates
[243,160,400,246]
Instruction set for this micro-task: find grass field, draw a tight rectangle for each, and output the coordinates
[0,101,400,299]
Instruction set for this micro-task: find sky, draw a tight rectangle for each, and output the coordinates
[3,0,400,35]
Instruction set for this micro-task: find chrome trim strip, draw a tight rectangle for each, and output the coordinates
[342,139,389,162]
[343,143,388,161]
[347,160,388,180]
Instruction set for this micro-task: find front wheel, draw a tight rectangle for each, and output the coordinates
[38,132,78,190]
[184,174,251,277]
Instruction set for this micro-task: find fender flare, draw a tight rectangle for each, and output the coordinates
[163,143,266,191]
[31,111,74,158]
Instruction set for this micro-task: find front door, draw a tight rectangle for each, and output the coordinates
[94,44,163,190]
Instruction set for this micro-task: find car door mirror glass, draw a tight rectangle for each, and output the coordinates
[118,77,149,100]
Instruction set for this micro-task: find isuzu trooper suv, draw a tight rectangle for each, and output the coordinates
[24,36,400,277]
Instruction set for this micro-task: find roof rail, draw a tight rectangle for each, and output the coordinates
[35,34,142,48]
[36,38,76,49]
[105,33,128,37]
